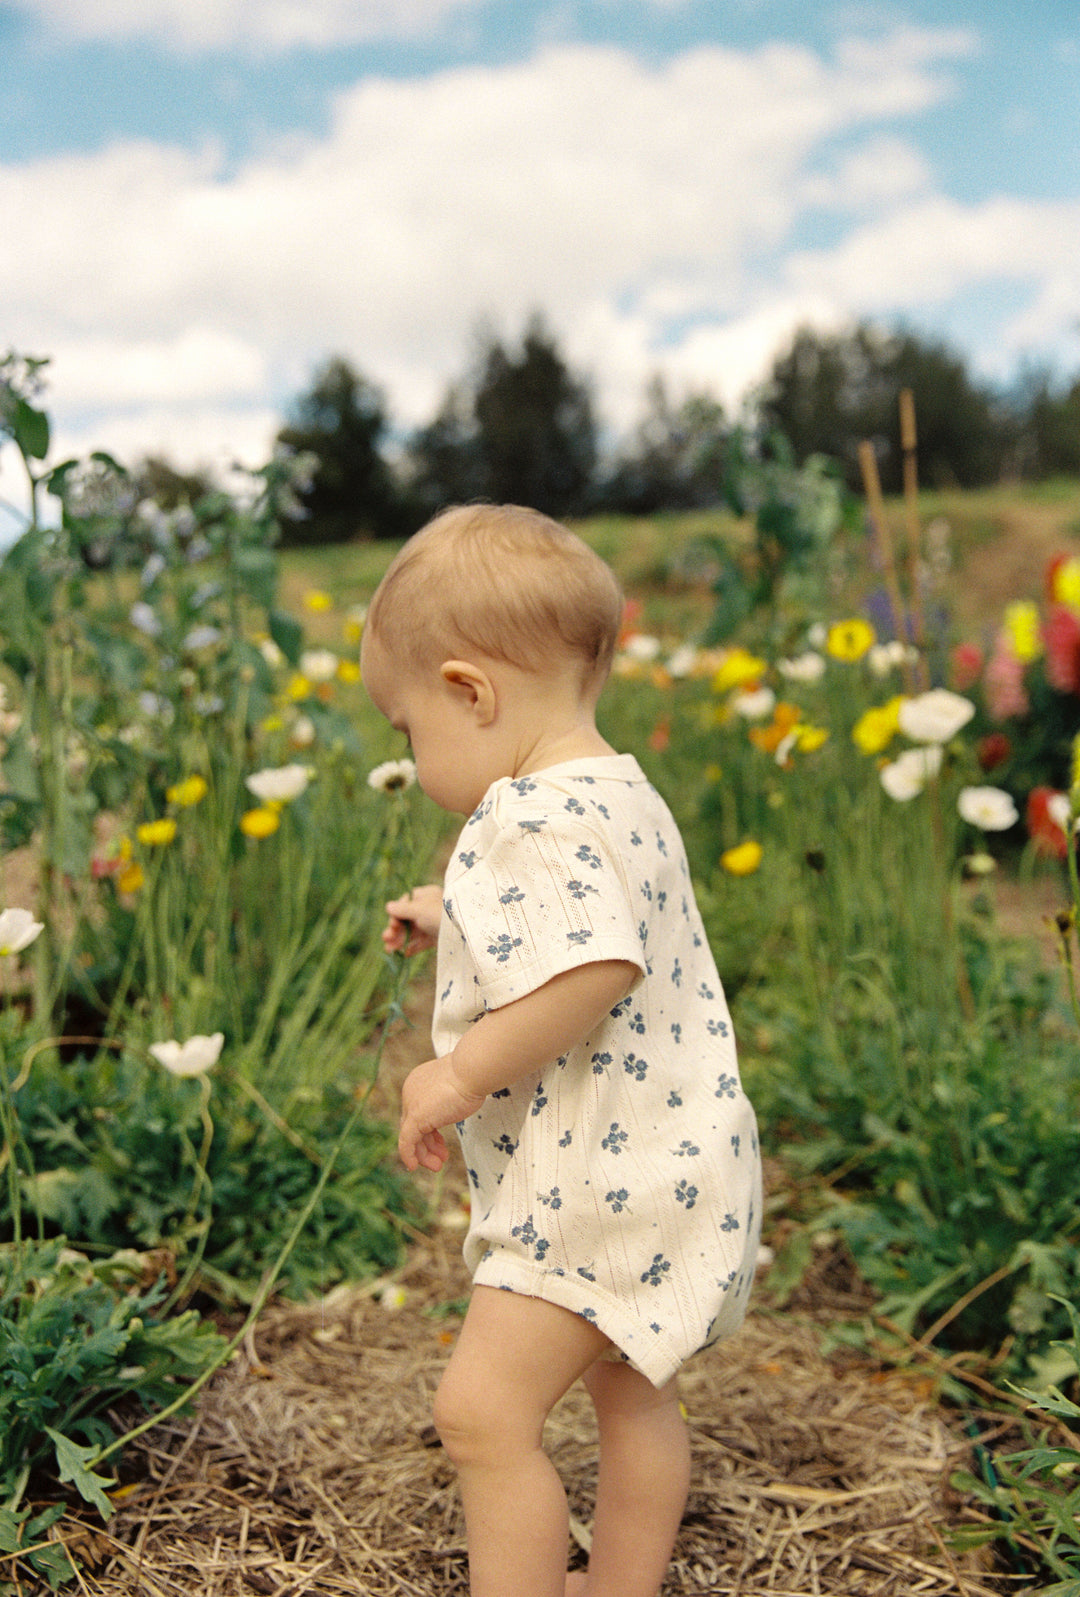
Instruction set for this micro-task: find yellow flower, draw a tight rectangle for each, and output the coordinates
[136,818,178,847]
[166,774,208,808]
[794,724,829,752]
[117,862,144,893]
[825,619,876,662]
[720,840,763,876]
[1051,555,1080,612]
[288,673,312,701]
[303,589,332,611]
[336,658,361,684]
[1003,600,1042,663]
[852,696,905,755]
[260,713,285,733]
[240,806,281,839]
[342,617,364,645]
[704,763,723,784]
[117,835,133,862]
[711,649,768,694]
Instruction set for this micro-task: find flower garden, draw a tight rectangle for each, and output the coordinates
[2,363,1080,1591]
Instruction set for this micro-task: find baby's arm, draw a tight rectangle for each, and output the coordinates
[383,884,443,955]
[398,958,639,1172]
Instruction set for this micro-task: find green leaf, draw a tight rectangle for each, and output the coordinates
[13,398,49,461]
[43,1430,114,1519]
[269,608,304,665]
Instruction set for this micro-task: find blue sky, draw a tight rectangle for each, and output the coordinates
[1,0,1078,521]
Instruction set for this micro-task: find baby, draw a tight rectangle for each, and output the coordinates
[362,503,761,1597]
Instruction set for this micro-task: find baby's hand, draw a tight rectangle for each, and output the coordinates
[398,1054,485,1173]
[383,884,443,955]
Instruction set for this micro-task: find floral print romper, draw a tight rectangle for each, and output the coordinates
[432,754,761,1387]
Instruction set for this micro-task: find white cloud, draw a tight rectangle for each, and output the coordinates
[14,0,482,53]
[3,30,1077,472]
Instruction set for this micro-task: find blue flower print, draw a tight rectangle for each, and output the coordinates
[576,1265,596,1282]
[641,880,653,902]
[578,1306,598,1322]
[499,885,525,904]
[655,831,668,856]
[494,1134,518,1157]
[640,1254,671,1287]
[558,1128,573,1147]
[698,981,716,1001]
[670,1023,682,1045]
[673,1140,700,1157]
[720,1213,741,1232]
[511,777,538,795]
[731,1134,741,1156]
[576,844,602,870]
[707,1017,730,1038]
[667,1089,683,1108]
[627,1011,645,1035]
[566,878,598,900]
[623,1053,648,1081]
[467,799,492,826]
[630,831,642,846]
[675,1180,698,1209]
[492,1087,511,1099]
[564,796,585,815]
[458,850,477,869]
[596,803,610,819]
[515,1225,550,1264]
[610,996,632,1020]
[488,933,524,963]
[605,1188,629,1213]
[512,1214,538,1247]
[671,959,683,988]
[567,928,594,946]
[518,818,547,833]
[602,1123,629,1155]
[657,890,667,912]
[440,980,454,1002]
[715,1073,738,1099]
[591,1051,612,1074]
[467,1166,480,1186]
[539,1186,563,1209]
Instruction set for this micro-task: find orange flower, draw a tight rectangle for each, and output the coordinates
[748,702,801,753]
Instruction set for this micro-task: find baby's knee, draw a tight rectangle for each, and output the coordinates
[432,1370,499,1467]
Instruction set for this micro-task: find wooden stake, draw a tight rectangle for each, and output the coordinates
[899,389,930,687]
[858,439,917,694]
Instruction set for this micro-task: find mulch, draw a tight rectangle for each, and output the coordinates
[19,987,1037,1596]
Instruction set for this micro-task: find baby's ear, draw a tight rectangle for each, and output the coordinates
[440,659,496,724]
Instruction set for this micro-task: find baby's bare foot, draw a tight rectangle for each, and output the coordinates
[564,1573,589,1597]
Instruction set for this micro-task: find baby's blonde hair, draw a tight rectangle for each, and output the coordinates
[366,504,624,691]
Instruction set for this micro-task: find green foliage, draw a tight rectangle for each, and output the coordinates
[951,1299,1080,1592]
[0,1237,227,1511]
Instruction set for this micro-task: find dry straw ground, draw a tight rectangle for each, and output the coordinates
[33,979,1028,1597]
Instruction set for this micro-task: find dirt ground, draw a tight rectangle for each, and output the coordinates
[29,975,1043,1597]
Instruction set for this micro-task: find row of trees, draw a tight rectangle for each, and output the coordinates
[158,315,1080,543]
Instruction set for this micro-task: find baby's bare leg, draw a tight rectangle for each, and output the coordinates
[571,1359,691,1597]
[433,1286,610,1597]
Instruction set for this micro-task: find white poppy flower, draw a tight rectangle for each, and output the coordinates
[731,686,777,720]
[777,651,826,682]
[666,645,699,679]
[299,649,339,682]
[258,637,285,668]
[880,746,943,801]
[1048,793,1077,833]
[367,759,417,793]
[868,640,918,677]
[622,634,662,662]
[957,786,1019,831]
[245,763,312,803]
[290,714,317,748]
[897,689,975,744]
[0,907,45,956]
[129,601,162,638]
[149,1032,224,1077]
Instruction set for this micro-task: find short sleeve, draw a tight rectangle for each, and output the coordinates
[444,807,646,1009]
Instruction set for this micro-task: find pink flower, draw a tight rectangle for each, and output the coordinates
[983,631,1030,721]
[949,641,984,692]
[1043,605,1080,695]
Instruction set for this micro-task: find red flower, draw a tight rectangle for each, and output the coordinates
[1026,786,1069,859]
[648,715,671,753]
[977,732,1011,772]
[1044,605,1080,694]
[949,641,984,692]
[618,598,644,647]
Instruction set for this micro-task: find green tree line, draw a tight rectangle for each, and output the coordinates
[156,313,1080,544]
